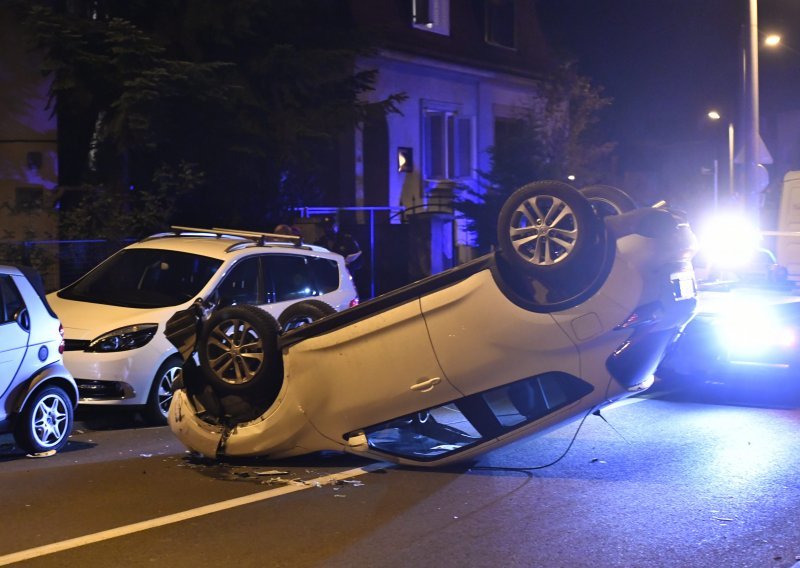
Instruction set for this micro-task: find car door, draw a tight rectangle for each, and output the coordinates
[420,269,580,396]
[214,256,262,309]
[282,298,463,443]
[0,274,30,396]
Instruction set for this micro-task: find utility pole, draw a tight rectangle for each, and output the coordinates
[743,0,761,226]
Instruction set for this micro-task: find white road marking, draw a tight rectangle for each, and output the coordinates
[0,461,392,566]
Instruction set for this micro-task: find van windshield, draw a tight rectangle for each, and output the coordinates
[59,249,223,308]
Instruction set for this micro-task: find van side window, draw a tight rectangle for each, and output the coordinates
[309,257,340,294]
[216,258,261,306]
[263,255,317,303]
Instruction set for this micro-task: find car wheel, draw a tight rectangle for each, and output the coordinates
[198,305,282,396]
[278,300,336,332]
[14,385,74,454]
[580,185,637,218]
[497,181,601,277]
[142,356,182,425]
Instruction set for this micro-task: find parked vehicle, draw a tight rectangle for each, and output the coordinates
[658,213,800,389]
[47,228,358,425]
[0,265,77,454]
[775,170,800,282]
[167,181,698,467]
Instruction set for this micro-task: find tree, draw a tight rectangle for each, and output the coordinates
[17,0,404,238]
[456,64,615,253]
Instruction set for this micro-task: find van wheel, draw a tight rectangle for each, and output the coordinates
[142,356,182,425]
[279,300,336,332]
[14,385,74,454]
[198,305,282,396]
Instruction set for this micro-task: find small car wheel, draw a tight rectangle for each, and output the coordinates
[580,185,637,218]
[142,356,182,425]
[198,305,282,396]
[14,385,74,454]
[497,181,601,277]
[278,300,336,332]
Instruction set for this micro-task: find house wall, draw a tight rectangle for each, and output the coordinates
[0,8,59,245]
[360,51,543,210]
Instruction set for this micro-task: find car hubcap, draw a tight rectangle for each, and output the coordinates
[158,367,180,416]
[509,195,578,265]
[32,394,68,449]
[207,318,265,385]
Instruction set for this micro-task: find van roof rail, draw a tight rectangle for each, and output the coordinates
[166,225,303,247]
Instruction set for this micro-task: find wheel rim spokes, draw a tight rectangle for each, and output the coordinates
[207,318,265,385]
[158,367,179,415]
[510,195,578,266]
[32,395,68,448]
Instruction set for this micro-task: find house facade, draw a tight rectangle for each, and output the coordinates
[343,0,554,276]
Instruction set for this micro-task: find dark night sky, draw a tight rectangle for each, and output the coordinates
[535,0,800,166]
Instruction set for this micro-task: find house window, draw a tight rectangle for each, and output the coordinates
[485,0,515,49]
[423,108,473,181]
[413,0,450,36]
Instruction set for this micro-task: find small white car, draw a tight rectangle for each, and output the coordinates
[47,228,359,425]
[1,265,77,454]
[168,182,699,467]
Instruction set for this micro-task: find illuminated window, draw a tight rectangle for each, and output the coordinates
[423,107,473,180]
[485,0,515,49]
[412,0,450,36]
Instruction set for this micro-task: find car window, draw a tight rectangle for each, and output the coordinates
[309,257,340,294]
[216,257,262,306]
[0,274,25,324]
[360,373,594,462]
[59,249,223,308]
[264,254,320,303]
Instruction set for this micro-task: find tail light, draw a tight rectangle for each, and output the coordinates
[614,302,662,330]
[59,323,65,354]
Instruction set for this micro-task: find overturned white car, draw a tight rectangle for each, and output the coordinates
[167,181,698,467]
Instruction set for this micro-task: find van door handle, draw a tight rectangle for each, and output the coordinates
[410,377,441,393]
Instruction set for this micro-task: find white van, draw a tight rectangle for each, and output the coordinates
[775,170,800,281]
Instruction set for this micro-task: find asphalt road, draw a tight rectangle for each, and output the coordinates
[1,380,799,568]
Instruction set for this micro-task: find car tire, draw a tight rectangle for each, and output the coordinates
[497,181,601,278]
[14,385,74,454]
[278,300,336,332]
[142,356,182,425]
[580,185,637,218]
[198,305,282,396]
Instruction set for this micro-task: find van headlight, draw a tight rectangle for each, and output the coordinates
[87,324,158,352]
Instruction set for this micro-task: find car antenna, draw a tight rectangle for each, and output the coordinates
[592,408,630,443]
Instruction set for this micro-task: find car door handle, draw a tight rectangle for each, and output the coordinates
[410,377,442,393]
